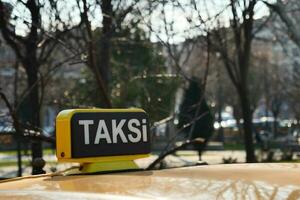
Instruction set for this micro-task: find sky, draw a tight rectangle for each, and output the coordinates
[5,0,272,43]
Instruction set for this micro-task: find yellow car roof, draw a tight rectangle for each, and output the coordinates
[0,163,300,199]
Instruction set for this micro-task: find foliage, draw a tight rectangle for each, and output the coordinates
[177,79,214,141]
[66,26,180,123]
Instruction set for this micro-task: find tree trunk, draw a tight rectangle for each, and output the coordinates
[23,58,43,175]
[13,61,22,176]
[238,85,256,163]
[81,0,112,108]
[217,103,224,142]
[273,113,278,138]
[232,105,242,141]
[99,0,113,91]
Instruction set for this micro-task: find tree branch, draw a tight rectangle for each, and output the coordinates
[263,0,300,48]
[147,138,205,170]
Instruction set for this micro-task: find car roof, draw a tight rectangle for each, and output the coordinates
[0,163,300,199]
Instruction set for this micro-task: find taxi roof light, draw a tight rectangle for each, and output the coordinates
[55,108,151,173]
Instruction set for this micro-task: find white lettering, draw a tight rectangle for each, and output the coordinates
[78,118,148,145]
[78,120,94,145]
[128,119,141,143]
[142,119,148,142]
[94,120,112,144]
[112,119,128,143]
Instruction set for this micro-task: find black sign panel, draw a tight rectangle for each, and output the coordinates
[71,112,151,158]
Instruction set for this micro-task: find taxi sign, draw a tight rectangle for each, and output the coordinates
[56,108,151,165]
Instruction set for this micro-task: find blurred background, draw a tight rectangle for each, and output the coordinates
[0,0,300,178]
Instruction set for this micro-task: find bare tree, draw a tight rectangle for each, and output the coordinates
[265,0,300,126]
[0,0,45,174]
[72,0,140,107]
[197,0,259,162]
[0,90,23,176]
[137,1,197,81]
[97,0,113,91]
[286,63,300,126]
[264,0,300,48]
[0,0,74,174]
[76,0,112,107]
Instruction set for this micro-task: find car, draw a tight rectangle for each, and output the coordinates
[0,163,300,199]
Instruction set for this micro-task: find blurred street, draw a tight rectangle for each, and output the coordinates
[0,150,247,178]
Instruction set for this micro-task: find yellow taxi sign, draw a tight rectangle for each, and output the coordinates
[56,108,151,164]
